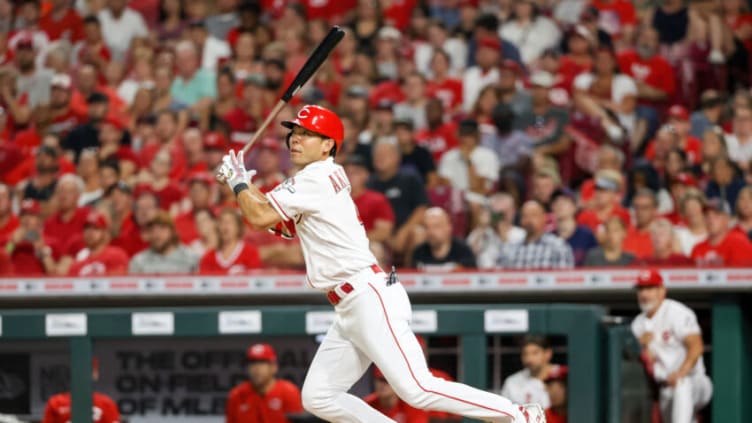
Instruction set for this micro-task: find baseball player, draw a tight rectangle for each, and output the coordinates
[42,359,120,423]
[630,269,713,423]
[501,336,559,409]
[217,104,546,423]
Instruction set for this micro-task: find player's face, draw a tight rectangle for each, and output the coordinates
[521,344,551,374]
[247,361,276,389]
[636,286,665,313]
[287,126,334,166]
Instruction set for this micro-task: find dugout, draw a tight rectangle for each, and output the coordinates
[0,300,750,423]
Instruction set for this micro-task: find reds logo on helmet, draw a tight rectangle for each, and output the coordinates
[281,104,344,152]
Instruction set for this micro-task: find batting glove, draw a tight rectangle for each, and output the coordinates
[217,149,256,192]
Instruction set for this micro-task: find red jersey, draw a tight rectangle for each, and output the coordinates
[175,210,200,244]
[426,78,463,112]
[111,219,148,256]
[138,142,188,182]
[691,231,752,266]
[225,380,303,423]
[39,9,84,42]
[576,207,631,233]
[49,107,86,137]
[415,122,459,162]
[622,227,653,259]
[223,108,258,144]
[591,0,637,38]
[559,56,592,91]
[199,242,262,275]
[0,215,19,245]
[544,409,567,423]
[383,0,416,30]
[43,207,91,246]
[352,190,395,232]
[618,50,675,98]
[10,236,63,276]
[645,136,702,164]
[42,392,120,423]
[67,245,130,276]
[364,393,428,423]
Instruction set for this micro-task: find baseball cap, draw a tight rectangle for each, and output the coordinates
[258,136,281,152]
[544,365,568,383]
[51,74,72,89]
[704,197,730,214]
[84,211,109,230]
[634,269,664,288]
[668,105,690,121]
[204,132,229,151]
[14,33,35,51]
[458,118,479,135]
[393,116,414,130]
[346,85,369,98]
[672,172,698,187]
[87,92,109,104]
[245,344,277,362]
[375,98,395,111]
[19,199,40,215]
[476,35,501,51]
[571,25,594,43]
[529,71,555,88]
[345,154,369,169]
[377,26,401,41]
[188,172,214,186]
[499,59,522,74]
[594,169,623,192]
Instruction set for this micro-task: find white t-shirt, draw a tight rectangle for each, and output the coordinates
[438,146,500,192]
[97,8,149,61]
[414,38,468,78]
[573,72,637,104]
[673,226,707,257]
[462,66,500,112]
[201,36,232,71]
[724,133,752,168]
[499,17,562,65]
[266,158,377,291]
[500,368,551,408]
[631,298,706,382]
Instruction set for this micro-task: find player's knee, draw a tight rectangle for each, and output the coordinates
[301,382,333,415]
[389,376,436,410]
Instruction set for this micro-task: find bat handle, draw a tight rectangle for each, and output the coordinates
[240,100,288,154]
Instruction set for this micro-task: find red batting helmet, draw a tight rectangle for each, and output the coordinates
[281,105,344,152]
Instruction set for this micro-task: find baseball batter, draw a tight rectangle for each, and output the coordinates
[217,104,545,423]
[630,269,713,423]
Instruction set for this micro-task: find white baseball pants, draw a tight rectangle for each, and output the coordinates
[659,372,713,423]
[301,268,527,422]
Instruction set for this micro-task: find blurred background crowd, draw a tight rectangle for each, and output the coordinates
[1,0,752,277]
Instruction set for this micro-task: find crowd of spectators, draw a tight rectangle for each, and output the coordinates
[1,0,752,277]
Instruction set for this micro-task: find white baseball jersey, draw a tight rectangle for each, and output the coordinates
[631,299,706,382]
[500,368,552,409]
[265,157,377,291]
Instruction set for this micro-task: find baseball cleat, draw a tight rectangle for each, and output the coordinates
[522,403,546,423]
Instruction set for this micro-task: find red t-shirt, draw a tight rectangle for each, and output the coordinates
[559,56,592,91]
[617,50,675,98]
[364,393,429,423]
[138,142,188,182]
[42,392,120,423]
[415,122,459,162]
[726,13,752,53]
[111,218,148,256]
[353,190,395,232]
[622,226,653,259]
[426,78,463,112]
[49,107,86,137]
[39,9,84,42]
[43,207,91,246]
[0,215,19,245]
[223,108,258,144]
[544,409,567,423]
[67,245,130,276]
[10,236,63,276]
[198,242,262,275]
[691,231,752,266]
[225,380,303,423]
[576,207,632,233]
[592,0,637,38]
[645,136,702,164]
[383,0,417,30]
[175,210,200,244]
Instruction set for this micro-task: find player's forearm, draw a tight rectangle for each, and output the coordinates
[368,221,394,243]
[236,185,281,229]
